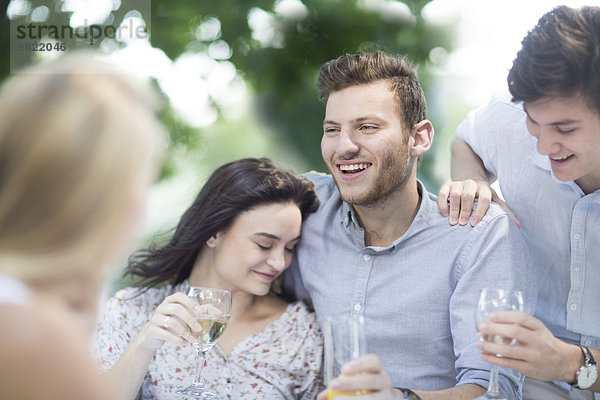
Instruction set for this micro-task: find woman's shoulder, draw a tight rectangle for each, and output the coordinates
[0,299,87,372]
[108,281,187,311]
[0,302,117,400]
[277,300,320,337]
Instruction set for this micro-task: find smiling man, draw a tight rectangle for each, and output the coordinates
[438,6,600,400]
[283,51,536,400]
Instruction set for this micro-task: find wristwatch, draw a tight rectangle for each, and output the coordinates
[396,388,422,400]
[575,345,598,390]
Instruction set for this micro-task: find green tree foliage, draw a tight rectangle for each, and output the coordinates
[1,0,452,181]
[151,0,452,173]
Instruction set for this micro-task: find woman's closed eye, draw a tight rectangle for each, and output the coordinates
[256,243,272,251]
[556,126,576,134]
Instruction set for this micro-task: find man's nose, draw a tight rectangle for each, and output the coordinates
[336,128,360,156]
[536,129,561,155]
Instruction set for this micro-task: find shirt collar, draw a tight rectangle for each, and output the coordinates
[339,180,432,248]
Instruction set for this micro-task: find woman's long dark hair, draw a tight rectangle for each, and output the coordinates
[126,158,319,288]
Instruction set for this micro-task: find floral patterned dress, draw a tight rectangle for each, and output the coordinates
[93,281,323,400]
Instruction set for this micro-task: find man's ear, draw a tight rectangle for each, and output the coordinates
[206,232,223,248]
[410,120,434,157]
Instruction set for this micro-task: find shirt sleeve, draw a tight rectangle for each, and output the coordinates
[282,171,337,308]
[455,93,520,179]
[92,288,147,371]
[282,257,312,306]
[449,208,537,399]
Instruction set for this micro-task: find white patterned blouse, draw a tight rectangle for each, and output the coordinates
[93,281,324,400]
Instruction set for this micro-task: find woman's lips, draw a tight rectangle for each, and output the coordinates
[253,271,276,281]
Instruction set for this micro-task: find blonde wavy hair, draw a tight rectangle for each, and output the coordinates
[0,53,167,282]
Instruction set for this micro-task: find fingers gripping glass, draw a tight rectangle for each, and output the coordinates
[474,288,523,400]
[177,287,232,399]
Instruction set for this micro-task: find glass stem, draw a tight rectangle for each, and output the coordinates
[487,364,500,395]
[192,349,208,387]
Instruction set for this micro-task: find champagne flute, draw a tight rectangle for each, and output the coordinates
[324,315,368,399]
[474,288,523,400]
[177,286,232,399]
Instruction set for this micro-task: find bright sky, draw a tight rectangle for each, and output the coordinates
[424,0,593,108]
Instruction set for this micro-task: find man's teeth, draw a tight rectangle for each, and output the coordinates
[551,155,572,161]
[340,163,369,171]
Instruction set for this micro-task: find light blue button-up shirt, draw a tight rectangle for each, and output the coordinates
[284,173,536,398]
[457,93,600,396]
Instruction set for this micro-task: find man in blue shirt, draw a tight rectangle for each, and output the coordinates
[439,6,600,400]
[284,51,536,399]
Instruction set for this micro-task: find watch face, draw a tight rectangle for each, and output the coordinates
[578,365,599,389]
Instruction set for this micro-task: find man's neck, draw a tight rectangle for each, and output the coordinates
[575,172,600,195]
[353,181,422,247]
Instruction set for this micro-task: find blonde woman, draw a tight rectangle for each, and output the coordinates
[0,54,166,400]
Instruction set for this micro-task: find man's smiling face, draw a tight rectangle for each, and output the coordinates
[321,80,413,206]
[524,95,600,194]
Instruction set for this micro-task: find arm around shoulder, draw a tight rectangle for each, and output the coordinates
[450,137,492,183]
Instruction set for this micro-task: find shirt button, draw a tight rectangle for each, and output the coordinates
[354,303,362,312]
[574,233,581,240]
[363,254,371,261]
[574,265,580,272]
[570,303,577,311]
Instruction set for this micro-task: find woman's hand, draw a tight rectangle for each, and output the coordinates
[316,354,401,399]
[137,292,199,352]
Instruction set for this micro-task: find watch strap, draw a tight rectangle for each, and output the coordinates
[580,345,596,366]
[395,387,422,400]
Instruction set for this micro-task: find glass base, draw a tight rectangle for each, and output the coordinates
[474,393,506,400]
[177,384,219,399]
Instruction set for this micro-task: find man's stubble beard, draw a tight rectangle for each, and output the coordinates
[333,146,414,207]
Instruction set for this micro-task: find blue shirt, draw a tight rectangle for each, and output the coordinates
[457,93,600,397]
[284,172,536,398]
[457,93,600,346]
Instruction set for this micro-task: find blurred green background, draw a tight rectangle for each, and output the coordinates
[1,0,472,291]
[1,0,457,181]
[2,0,591,294]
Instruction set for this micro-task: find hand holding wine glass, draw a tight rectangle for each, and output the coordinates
[474,288,523,400]
[177,286,232,399]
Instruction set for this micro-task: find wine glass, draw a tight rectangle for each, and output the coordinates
[177,286,232,399]
[474,288,524,400]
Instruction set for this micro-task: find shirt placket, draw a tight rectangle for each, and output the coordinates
[566,198,586,334]
[351,250,374,316]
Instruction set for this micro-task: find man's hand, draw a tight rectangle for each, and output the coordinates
[316,353,488,399]
[438,179,493,226]
[316,354,401,399]
[477,311,583,383]
[438,180,520,228]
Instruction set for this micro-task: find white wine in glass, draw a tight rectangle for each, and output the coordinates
[474,288,524,400]
[177,287,232,399]
[190,314,230,352]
